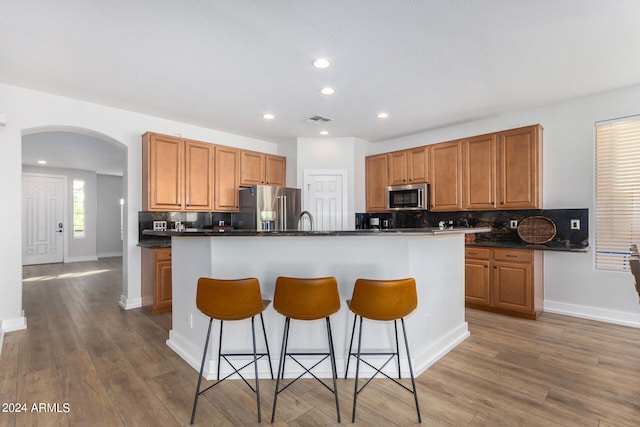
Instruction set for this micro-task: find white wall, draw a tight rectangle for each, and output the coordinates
[97,174,124,258]
[0,83,278,332]
[369,84,640,327]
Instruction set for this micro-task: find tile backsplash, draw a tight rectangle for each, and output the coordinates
[356,208,589,250]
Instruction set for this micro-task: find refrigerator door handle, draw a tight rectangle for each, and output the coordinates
[281,196,287,230]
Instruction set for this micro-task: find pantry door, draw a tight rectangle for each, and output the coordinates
[303,170,347,231]
[22,174,66,265]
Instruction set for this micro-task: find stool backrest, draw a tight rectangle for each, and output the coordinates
[273,276,341,320]
[350,278,417,321]
[196,277,265,320]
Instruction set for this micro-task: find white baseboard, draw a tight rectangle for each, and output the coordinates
[1,311,27,333]
[119,294,142,310]
[65,255,99,263]
[97,251,123,258]
[544,300,640,328]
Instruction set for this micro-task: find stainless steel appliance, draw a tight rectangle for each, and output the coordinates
[386,183,430,211]
[232,186,302,231]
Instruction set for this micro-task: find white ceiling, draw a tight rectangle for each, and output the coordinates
[22,132,125,176]
[3,0,640,148]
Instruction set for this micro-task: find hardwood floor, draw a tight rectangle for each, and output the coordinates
[1,258,639,426]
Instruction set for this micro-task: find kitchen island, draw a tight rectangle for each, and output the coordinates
[144,227,489,379]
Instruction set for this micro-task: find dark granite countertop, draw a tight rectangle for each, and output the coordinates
[466,240,589,252]
[142,227,491,238]
[137,241,171,249]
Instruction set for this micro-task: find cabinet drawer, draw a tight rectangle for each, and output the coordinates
[155,248,172,262]
[465,247,490,260]
[493,248,532,263]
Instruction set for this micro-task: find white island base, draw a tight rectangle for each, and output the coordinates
[166,232,469,380]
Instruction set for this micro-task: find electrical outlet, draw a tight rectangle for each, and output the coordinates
[188,313,193,328]
[218,220,225,227]
[571,219,581,230]
[510,220,518,229]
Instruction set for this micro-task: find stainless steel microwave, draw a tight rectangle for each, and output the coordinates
[386,183,430,211]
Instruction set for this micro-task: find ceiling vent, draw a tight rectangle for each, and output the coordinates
[305,115,333,125]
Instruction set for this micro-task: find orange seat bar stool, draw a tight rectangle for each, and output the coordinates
[271,276,342,423]
[345,278,421,423]
[190,277,274,424]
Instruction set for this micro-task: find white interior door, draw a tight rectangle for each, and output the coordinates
[303,170,347,231]
[22,174,66,265]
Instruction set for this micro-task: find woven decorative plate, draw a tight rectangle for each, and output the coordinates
[517,216,557,244]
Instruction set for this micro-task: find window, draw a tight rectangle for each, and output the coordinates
[595,116,640,270]
[72,179,86,238]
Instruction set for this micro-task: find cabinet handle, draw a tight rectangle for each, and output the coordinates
[506,255,518,258]
[493,265,497,269]
[484,264,488,268]
[468,251,477,255]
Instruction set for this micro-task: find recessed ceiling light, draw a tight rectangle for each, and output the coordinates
[37,160,47,164]
[313,58,331,69]
[320,87,335,95]
[377,112,389,119]
[263,113,275,120]
[319,130,329,136]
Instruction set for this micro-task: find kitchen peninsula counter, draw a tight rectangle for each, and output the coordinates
[162,227,489,380]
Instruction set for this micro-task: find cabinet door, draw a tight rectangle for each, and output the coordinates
[463,134,496,210]
[407,146,429,183]
[153,248,172,314]
[498,125,541,209]
[240,150,265,186]
[265,155,286,186]
[214,146,240,211]
[388,151,408,185]
[144,133,184,211]
[491,261,533,313]
[430,140,463,211]
[365,154,389,212]
[465,260,491,305]
[184,140,213,211]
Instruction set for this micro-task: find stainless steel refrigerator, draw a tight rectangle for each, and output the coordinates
[232,186,302,231]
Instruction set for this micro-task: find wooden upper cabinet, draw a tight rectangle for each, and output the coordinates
[143,133,184,211]
[407,146,430,183]
[240,150,265,186]
[388,151,408,185]
[142,133,213,212]
[365,154,389,212]
[184,139,213,211]
[430,140,463,211]
[497,125,542,209]
[214,145,240,212]
[388,146,429,186]
[463,133,497,210]
[240,151,286,186]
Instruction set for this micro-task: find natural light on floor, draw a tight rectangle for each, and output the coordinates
[22,269,113,282]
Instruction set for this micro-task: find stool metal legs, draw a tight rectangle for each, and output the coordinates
[349,315,421,423]
[271,317,341,423]
[191,314,273,424]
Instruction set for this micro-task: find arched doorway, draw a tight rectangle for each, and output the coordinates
[21,126,128,299]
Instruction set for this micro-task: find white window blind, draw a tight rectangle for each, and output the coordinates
[595,115,640,270]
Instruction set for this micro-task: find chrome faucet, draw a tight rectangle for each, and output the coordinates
[298,210,314,231]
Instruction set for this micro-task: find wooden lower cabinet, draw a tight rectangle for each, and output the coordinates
[141,247,172,314]
[465,246,543,319]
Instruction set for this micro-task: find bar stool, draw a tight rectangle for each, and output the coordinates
[271,276,341,423]
[190,277,274,424]
[345,278,421,423]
